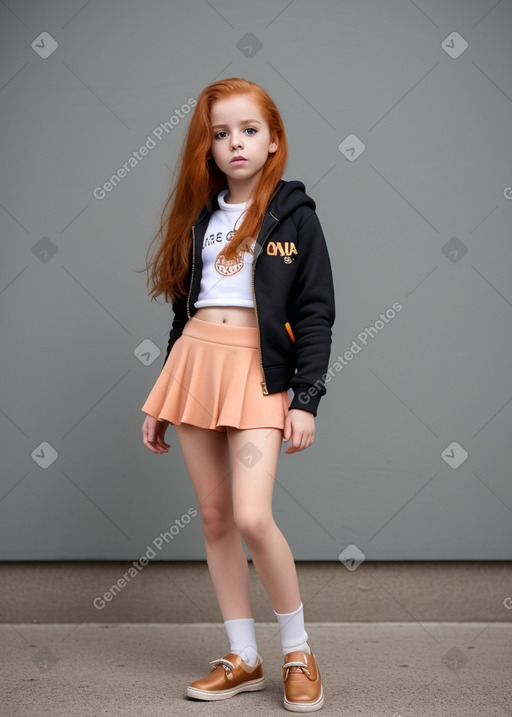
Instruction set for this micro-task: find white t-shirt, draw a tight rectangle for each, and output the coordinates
[194,189,255,309]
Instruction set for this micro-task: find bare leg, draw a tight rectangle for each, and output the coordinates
[173,422,253,620]
[226,426,302,614]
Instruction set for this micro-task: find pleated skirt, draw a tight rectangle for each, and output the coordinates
[141,315,291,432]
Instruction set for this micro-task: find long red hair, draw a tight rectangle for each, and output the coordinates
[139,78,288,303]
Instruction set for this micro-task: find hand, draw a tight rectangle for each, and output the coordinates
[282,408,315,454]
[142,414,170,454]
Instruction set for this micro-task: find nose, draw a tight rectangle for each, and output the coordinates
[231,132,243,150]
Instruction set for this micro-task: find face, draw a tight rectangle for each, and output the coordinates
[209,94,278,190]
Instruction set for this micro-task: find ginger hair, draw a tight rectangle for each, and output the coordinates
[139,77,288,303]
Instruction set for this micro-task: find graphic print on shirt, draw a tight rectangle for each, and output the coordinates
[208,233,256,276]
[215,245,245,276]
[195,189,256,310]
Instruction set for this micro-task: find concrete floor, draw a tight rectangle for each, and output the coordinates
[2,622,511,716]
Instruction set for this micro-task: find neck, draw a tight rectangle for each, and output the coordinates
[225,189,249,204]
[225,174,261,204]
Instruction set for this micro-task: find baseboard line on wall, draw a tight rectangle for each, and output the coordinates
[1,560,510,623]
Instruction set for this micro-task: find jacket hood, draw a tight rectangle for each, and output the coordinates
[201,179,316,223]
[269,179,316,219]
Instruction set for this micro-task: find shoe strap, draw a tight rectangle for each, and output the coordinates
[283,659,312,680]
[283,660,309,670]
[210,657,236,672]
[283,660,313,680]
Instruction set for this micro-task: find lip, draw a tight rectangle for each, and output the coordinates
[230,156,247,163]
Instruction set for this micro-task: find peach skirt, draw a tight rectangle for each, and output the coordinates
[141,316,291,432]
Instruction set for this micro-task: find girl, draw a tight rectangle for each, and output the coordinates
[140,77,335,712]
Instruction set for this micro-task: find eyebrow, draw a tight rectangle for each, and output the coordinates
[212,119,263,129]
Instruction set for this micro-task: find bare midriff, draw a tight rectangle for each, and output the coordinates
[194,306,257,327]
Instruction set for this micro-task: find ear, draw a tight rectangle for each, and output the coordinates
[268,136,278,154]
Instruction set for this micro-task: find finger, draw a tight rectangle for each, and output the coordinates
[286,430,313,453]
[155,437,169,452]
[282,416,291,441]
[285,435,303,453]
[147,428,159,446]
[145,440,159,453]
[146,436,159,452]
[158,429,171,448]
[156,424,170,450]
[143,425,161,453]
[286,444,301,454]
[283,426,295,452]
[143,422,153,441]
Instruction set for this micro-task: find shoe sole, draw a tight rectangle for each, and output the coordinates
[186,676,266,701]
[283,683,324,712]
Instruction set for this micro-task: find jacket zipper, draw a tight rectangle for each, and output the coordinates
[186,225,196,319]
[252,212,279,396]
[251,252,268,395]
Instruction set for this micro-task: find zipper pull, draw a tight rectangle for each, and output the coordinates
[261,381,268,395]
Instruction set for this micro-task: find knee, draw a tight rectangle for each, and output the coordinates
[234,511,273,544]
[200,505,235,541]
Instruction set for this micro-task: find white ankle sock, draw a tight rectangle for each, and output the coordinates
[274,601,310,657]
[223,617,260,667]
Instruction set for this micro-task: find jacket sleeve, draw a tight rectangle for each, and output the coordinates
[161,242,193,369]
[288,207,336,416]
[162,292,188,369]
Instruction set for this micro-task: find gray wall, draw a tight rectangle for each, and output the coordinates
[1,0,511,561]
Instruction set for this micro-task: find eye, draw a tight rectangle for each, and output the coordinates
[244,127,257,135]
[214,130,228,140]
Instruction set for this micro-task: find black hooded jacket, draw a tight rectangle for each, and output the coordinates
[162,179,336,417]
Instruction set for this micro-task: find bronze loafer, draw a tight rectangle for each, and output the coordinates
[187,652,265,701]
[282,649,324,712]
